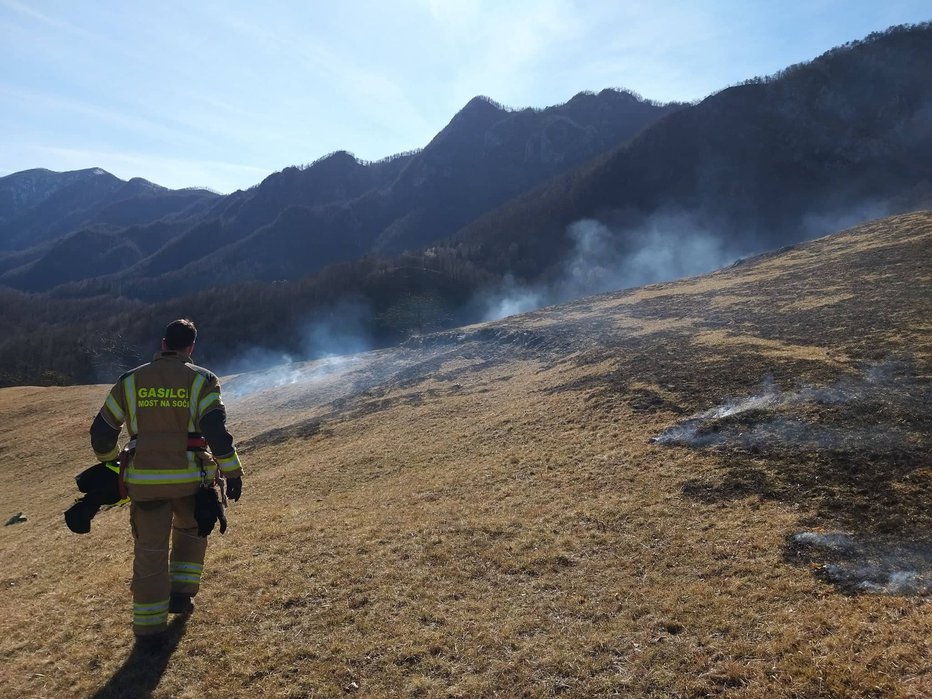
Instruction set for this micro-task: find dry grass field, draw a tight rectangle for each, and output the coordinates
[1,211,930,698]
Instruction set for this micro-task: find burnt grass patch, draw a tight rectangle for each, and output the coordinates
[785,531,932,596]
[652,355,932,594]
[658,358,931,529]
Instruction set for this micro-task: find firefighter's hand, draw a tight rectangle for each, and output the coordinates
[226,477,242,502]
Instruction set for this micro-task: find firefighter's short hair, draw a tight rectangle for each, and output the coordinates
[164,318,197,351]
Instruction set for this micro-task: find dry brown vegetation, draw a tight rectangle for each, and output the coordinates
[1,212,930,698]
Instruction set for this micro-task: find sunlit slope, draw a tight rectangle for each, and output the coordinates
[1,211,929,698]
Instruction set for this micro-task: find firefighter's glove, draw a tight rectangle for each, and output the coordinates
[75,462,121,503]
[194,486,228,537]
[226,476,242,502]
[65,462,122,534]
[64,497,101,534]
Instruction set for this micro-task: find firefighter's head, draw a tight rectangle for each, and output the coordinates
[162,318,197,354]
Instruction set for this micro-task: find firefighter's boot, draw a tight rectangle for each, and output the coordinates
[169,592,194,615]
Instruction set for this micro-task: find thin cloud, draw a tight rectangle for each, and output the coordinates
[416,0,586,109]
[0,86,195,143]
[207,5,435,160]
[0,0,95,37]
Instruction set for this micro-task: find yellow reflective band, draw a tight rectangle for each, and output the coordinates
[216,453,241,474]
[134,600,169,613]
[188,374,207,431]
[128,467,213,475]
[125,465,217,485]
[134,615,168,626]
[170,562,204,572]
[105,394,124,423]
[95,446,120,462]
[123,374,138,435]
[125,475,214,485]
[170,574,201,584]
[198,392,220,414]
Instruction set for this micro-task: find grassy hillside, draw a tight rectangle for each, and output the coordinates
[0,211,929,697]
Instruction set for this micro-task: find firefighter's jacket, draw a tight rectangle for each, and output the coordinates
[90,351,243,501]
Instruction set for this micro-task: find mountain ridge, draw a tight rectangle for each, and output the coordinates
[0,88,680,295]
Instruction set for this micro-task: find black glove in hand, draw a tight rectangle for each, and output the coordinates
[226,476,242,502]
[194,486,227,536]
[64,498,102,534]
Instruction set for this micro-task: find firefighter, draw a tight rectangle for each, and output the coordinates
[90,318,243,648]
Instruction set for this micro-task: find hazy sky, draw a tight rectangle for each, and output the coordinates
[2,1,928,193]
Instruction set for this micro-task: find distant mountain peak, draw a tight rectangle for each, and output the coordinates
[126,176,166,192]
[568,88,641,102]
[433,96,513,144]
[318,149,362,166]
[451,95,510,121]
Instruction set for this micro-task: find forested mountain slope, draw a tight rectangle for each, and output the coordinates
[450,23,932,279]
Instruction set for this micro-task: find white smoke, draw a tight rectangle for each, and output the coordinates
[300,298,373,358]
[704,376,781,419]
[480,211,742,321]
[223,353,360,400]
[559,215,738,297]
[855,570,927,596]
[480,274,547,322]
[220,299,374,400]
[790,532,856,554]
[800,199,893,240]
[652,362,918,450]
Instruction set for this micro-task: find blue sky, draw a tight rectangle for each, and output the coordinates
[1,1,929,193]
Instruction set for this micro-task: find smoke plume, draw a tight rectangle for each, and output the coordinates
[482,211,742,321]
[478,274,547,322]
[220,299,374,399]
[223,353,360,401]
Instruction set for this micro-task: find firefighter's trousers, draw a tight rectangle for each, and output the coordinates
[130,495,207,636]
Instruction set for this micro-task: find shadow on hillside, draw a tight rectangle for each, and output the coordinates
[91,617,187,699]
